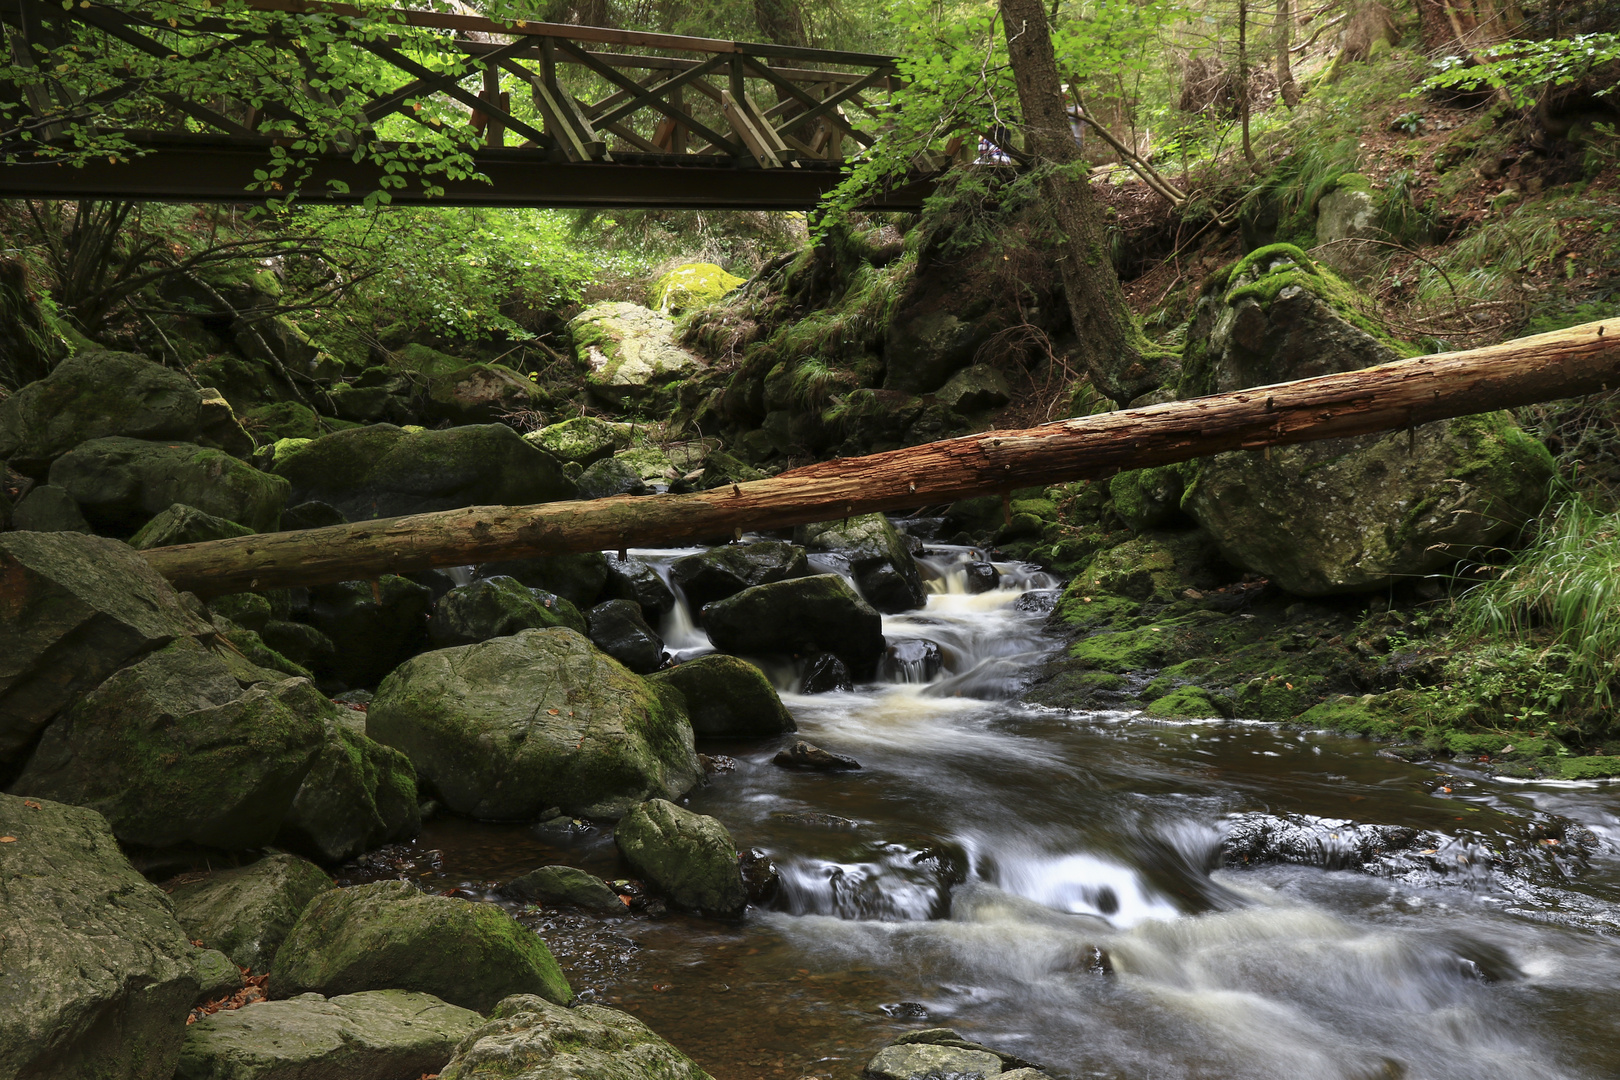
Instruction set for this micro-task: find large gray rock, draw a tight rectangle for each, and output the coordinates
[168,853,335,974]
[702,574,886,678]
[0,792,198,1080]
[575,456,653,500]
[670,540,810,610]
[649,654,795,738]
[1315,182,1382,277]
[568,302,705,407]
[49,436,288,535]
[304,576,433,689]
[523,416,631,467]
[270,424,575,521]
[1179,247,1555,594]
[508,865,627,915]
[614,799,747,919]
[10,483,91,533]
[864,1043,1004,1080]
[269,880,572,1014]
[796,513,926,613]
[440,994,713,1080]
[0,350,251,477]
[281,714,420,862]
[429,576,587,648]
[11,639,326,850]
[367,628,700,820]
[586,599,665,674]
[935,363,1012,412]
[0,531,215,766]
[176,990,483,1080]
[422,362,546,426]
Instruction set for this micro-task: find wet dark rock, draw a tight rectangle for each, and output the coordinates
[603,554,677,618]
[576,456,653,499]
[437,994,711,1080]
[649,653,795,738]
[670,540,810,610]
[799,652,853,694]
[281,713,421,863]
[406,567,458,601]
[963,560,1001,594]
[614,798,748,919]
[279,500,346,531]
[935,364,1013,412]
[1013,588,1060,614]
[50,436,288,536]
[0,350,252,477]
[587,599,666,674]
[210,592,272,634]
[882,638,944,683]
[773,740,861,771]
[429,576,587,648]
[739,848,780,904]
[367,628,700,820]
[0,792,198,1080]
[771,810,861,830]
[10,483,91,533]
[703,574,885,678]
[269,880,572,1013]
[260,619,337,673]
[271,423,575,522]
[176,990,483,1080]
[796,513,926,614]
[306,576,433,689]
[509,865,627,915]
[128,502,255,549]
[167,853,336,974]
[188,948,244,1007]
[480,551,610,610]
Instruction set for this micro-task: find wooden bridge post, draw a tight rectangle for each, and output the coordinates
[481,64,504,147]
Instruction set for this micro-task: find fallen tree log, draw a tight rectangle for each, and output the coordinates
[143,318,1620,596]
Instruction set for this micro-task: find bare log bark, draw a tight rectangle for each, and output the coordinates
[142,319,1620,597]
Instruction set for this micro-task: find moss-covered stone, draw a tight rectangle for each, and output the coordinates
[523,416,631,467]
[671,541,811,610]
[269,880,572,1013]
[478,551,609,610]
[281,717,421,863]
[243,400,323,442]
[1560,756,1620,780]
[650,262,745,315]
[49,436,288,535]
[795,512,925,613]
[614,799,747,919]
[649,653,796,738]
[367,628,700,820]
[438,994,714,1080]
[568,302,706,407]
[168,853,336,974]
[1142,685,1233,719]
[129,503,256,550]
[1109,465,1188,532]
[701,574,886,678]
[429,575,587,648]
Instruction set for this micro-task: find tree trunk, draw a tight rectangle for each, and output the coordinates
[139,319,1620,597]
[1274,0,1301,108]
[1239,0,1257,167]
[997,0,1169,405]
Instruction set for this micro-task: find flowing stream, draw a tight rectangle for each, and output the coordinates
[353,541,1620,1080]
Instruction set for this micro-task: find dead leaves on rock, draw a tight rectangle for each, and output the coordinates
[187,971,269,1025]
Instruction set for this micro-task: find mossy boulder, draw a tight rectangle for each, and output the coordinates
[567,302,705,407]
[367,628,700,820]
[282,715,421,862]
[1073,531,1225,605]
[479,551,610,609]
[270,423,575,521]
[176,989,484,1080]
[49,436,288,535]
[523,416,631,467]
[168,853,336,974]
[935,363,1012,412]
[671,541,811,610]
[603,555,677,618]
[0,793,200,1080]
[438,994,714,1080]
[576,456,653,499]
[586,599,666,674]
[1179,248,1554,594]
[614,798,747,919]
[129,502,257,549]
[429,576,587,648]
[422,362,545,426]
[1315,185,1382,276]
[11,639,330,850]
[242,400,323,441]
[0,531,216,767]
[1142,685,1233,719]
[649,653,796,739]
[795,513,926,613]
[650,262,745,315]
[269,880,572,1014]
[701,574,886,678]
[1108,465,1188,533]
[0,350,251,477]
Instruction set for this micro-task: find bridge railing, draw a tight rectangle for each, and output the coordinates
[1,0,905,172]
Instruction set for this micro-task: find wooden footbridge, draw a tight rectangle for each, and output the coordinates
[0,0,939,208]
